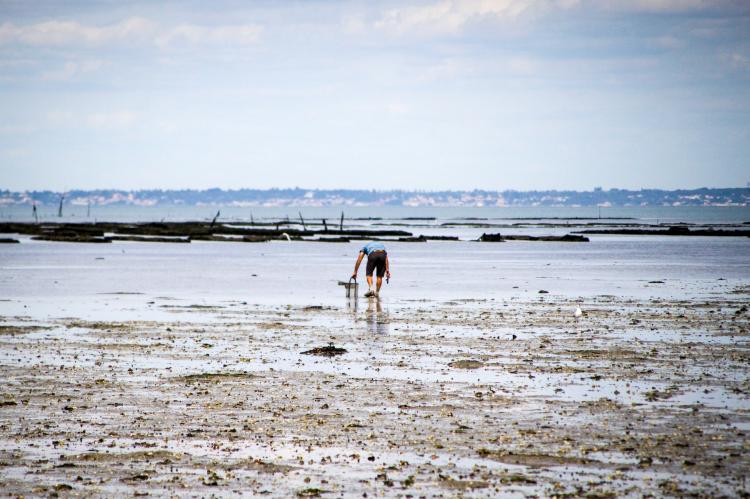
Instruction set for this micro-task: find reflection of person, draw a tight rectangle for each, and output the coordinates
[351,242,391,297]
[367,297,388,335]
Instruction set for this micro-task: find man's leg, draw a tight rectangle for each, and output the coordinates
[374,253,386,295]
[365,255,376,296]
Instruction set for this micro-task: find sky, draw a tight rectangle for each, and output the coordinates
[1,0,749,192]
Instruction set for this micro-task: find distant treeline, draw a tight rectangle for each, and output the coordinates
[1,187,748,207]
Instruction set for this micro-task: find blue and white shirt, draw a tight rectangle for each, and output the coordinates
[361,242,386,255]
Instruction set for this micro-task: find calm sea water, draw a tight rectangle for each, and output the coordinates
[1,238,748,323]
[2,204,750,225]
[1,205,748,322]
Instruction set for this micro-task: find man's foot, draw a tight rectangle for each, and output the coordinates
[364,289,375,297]
[373,290,379,297]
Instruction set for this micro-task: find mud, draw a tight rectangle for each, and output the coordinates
[0,294,749,497]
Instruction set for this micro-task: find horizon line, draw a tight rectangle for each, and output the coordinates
[4,186,750,194]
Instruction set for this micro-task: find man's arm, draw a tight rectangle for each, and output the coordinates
[385,255,391,279]
[351,252,365,279]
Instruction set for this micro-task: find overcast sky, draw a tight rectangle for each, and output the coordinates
[1,0,749,191]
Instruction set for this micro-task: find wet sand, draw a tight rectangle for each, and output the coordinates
[1,289,749,497]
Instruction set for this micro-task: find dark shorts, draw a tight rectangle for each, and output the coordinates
[366,251,387,278]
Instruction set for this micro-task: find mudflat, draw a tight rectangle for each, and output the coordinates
[1,291,748,497]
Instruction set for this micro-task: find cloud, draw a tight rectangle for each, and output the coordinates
[371,0,743,36]
[0,17,261,48]
[0,17,156,46]
[342,14,368,35]
[155,24,262,48]
[2,147,30,158]
[721,51,750,70]
[653,35,685,49]
[0,125,37,134]
[595,0,728,13]
[374,0,555,36]
[506,55,539,74]
[86,111,137,129]
[45,110,138,129]
[40,60,106,81]
[385,102,410,114]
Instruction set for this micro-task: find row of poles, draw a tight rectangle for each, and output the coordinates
[35,198,347,231]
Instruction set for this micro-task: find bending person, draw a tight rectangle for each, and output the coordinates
[351,242,391,297]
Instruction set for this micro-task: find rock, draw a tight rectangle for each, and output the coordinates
[301,345,347,357]
[448,360,484,369]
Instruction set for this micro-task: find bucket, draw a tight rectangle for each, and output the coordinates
[338,277,358,298]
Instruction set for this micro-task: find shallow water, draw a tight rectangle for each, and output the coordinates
[1,234,748,322]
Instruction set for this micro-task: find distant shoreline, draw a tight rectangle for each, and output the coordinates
[1,187,749,207]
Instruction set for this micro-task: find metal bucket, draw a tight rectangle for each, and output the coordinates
[338,278,358,298]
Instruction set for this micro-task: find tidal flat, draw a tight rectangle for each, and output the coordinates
[1,291,749,497]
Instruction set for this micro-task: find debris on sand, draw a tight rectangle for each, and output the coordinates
[477,449,597,467]
[4,291,749,497]
[301,344,347,356]
[296,488,328,497]
[226,458,295,474]
[440,476,489,489]
[177,372,256,383]
[70,450,182,462]
[65,321,131,330]
[448,360,484,369]
[0,325,48,335]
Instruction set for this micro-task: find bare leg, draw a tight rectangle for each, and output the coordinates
[376,276,383,293]
[366,275,373,289]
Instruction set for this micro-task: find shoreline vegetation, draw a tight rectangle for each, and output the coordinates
[1,220,749,244]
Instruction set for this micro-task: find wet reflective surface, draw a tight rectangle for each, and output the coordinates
[0,231,749,496]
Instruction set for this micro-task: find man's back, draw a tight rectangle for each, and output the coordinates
[361,241,386,255]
